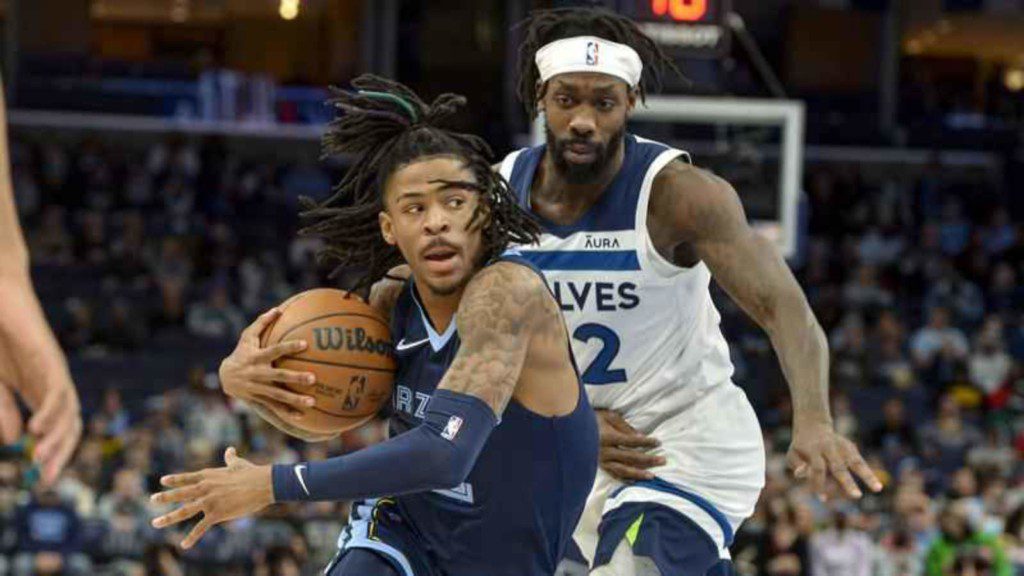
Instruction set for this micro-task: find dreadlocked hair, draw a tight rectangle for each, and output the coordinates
[516,6,684,118]
[300,74,541,292]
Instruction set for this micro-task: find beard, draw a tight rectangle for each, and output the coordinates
[546,124,625,185]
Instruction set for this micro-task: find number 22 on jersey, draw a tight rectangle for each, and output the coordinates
[573,323,627,385]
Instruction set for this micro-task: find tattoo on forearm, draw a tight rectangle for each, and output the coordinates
[439,263,561,415]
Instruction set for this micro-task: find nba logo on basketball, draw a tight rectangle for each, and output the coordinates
[586,41,599,65]
[441,416,463,441]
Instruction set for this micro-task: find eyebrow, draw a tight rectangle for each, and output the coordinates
[394,180,478,203]
[394,191,427,203]
[429,178,481,193]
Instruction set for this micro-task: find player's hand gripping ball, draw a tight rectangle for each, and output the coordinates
[224,289,396,438]
[263,289,396,436]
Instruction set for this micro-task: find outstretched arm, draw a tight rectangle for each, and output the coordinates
[0,79,82,485]
[150,263,550,548]
[652,162,882,500]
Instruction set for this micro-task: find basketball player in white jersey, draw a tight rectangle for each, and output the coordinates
[498,8,883,575]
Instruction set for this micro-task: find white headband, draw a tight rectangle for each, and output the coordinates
[534,35,643,87]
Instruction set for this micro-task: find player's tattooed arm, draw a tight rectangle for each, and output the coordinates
[652,162,882,500]
[437,262,558,416]
[368,265,409,322]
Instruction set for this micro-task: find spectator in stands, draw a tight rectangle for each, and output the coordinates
[143,542,184,576]
[842,265,893,314]
[1004,505,1024,574]
[857,226,903,268]
[59,297,98,353]
[123,166,155,208]
[182,372,241,450]
[866,398,917,471]
[924,264,985,328]
[809,510,873,576]
[919,394,984,481]
[982,208,1016,256]
[911,306,970,387]
[99,388,130,438]
[74,210,108,266]
[12,161,41,220]
[831,313,870,391]
[762,519,806,576]
[150,237,192,329]
[97,499,150,569]
[938,199,972,257]
[55,462,97,520]
[948,468,985,525]
[968,318,1013,399]
[187,281,245,340]
[96,468,148,523]
[13,486,83,571]
[28,206,74,265]
[967,430,1017,480]
[267,545,303,576]
[872,312,916,390]
[96,297,148,353]
[149,403,186,481]
[926,501,1011,576]
[986,263,1021,315]
[107,210,150,289]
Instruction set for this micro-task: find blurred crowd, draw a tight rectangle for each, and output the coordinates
[2,135,1023,575]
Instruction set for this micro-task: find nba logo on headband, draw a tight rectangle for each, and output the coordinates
[536,36,642,87]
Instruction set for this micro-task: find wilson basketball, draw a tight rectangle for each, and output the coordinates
[258,288,396,437]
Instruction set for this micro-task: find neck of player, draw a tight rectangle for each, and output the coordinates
[535,140,625,214]
[415,281,463,334]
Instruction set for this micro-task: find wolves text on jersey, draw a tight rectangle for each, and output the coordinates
[550,280,639,312]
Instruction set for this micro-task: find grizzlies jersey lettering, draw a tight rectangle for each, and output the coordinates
[501,134,735,432]
[382,256,598,576]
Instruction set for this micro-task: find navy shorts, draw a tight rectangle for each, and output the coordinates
[593,501,735,576]
[324,499,437,576]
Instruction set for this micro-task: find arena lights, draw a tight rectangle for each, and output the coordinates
[1004,68,1024,92]
[170,0,189,22]
[651,0,708,22]
[280,0,300,20]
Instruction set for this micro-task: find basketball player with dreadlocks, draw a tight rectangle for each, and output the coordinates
[149,75,598,576]
[498,8,884,576]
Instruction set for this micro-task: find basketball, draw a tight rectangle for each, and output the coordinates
[258,288,396,437]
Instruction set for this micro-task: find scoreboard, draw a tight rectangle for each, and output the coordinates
[627,0,731,58]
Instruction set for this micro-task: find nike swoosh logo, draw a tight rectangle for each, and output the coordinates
[293,464,310,496]
[395,337,429,351]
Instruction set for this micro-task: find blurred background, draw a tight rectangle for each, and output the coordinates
[1,0,1024,574]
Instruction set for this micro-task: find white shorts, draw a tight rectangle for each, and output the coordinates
[574,383,766,568]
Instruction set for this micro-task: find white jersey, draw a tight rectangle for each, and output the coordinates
[500,134,735,432]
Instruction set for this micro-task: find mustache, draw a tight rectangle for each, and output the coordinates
[422,238,458,253]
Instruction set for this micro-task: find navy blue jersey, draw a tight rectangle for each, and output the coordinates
[386,256,598,576]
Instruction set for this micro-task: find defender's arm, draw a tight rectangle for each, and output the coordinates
[652,162,881,499]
